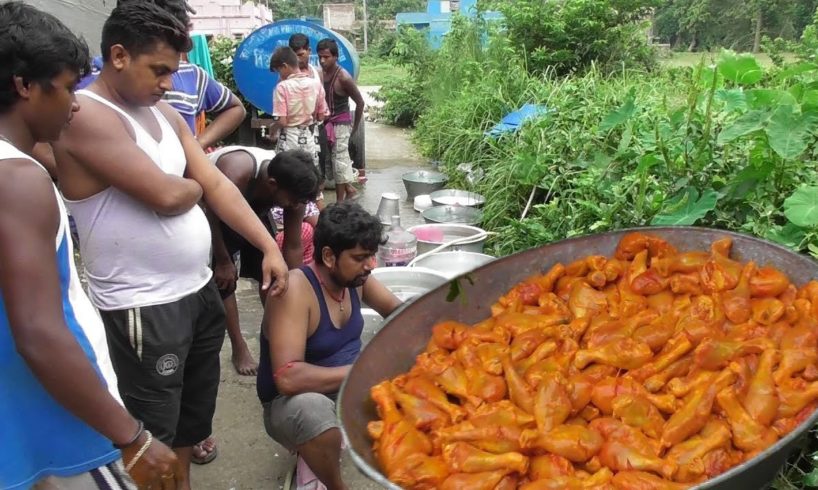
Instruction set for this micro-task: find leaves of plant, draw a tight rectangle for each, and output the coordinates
[599,88,636,132]
[716,110,768,145]
[778,62,818,80]
[651,187,720,226]
[745,89,797,109]
[765,223,806,249]
[722,160,775,200]
[804,466,818,487]
[784,186,818,227]
[765,105,817,160]
[803,90,818,110]
[714,89,747,112]
[636,154,662,174]
[718,51,763,85]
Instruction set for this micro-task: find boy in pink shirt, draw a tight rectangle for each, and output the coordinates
[269,47,328,167]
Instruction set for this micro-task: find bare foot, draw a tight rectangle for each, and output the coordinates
[232,345,258,376]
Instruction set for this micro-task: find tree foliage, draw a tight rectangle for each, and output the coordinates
[655,0,817,51]
[486,0,660,75]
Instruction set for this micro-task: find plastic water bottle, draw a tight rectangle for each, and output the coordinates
[377,215,417,267]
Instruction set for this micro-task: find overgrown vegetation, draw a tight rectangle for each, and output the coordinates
[378,7,818,267]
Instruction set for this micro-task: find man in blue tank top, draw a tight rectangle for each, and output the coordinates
[0,3,181,489]
[260,202,402,489]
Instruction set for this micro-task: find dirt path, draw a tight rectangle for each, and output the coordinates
[190,121,427,490]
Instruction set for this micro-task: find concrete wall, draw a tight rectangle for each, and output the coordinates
[24,0,113,55]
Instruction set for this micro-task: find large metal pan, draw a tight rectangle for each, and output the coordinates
[338,226,818,490]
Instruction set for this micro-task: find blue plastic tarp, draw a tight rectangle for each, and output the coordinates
[486,103,549,137]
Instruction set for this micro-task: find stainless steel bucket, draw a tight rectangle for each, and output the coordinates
[406,223,488,254]
[338,226,818,490]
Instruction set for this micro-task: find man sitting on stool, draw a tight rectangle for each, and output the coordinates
[259,202,401,490]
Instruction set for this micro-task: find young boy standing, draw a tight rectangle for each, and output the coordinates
[268,46,328,167]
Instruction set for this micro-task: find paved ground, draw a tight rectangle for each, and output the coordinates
[190,120,428,490]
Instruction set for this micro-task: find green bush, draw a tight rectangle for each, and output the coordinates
[408,37,818,260]
[487,0,660,75]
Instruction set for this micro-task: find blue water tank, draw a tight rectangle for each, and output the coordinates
[233,19,360,115]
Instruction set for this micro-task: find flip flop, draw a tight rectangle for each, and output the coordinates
[284,462,296,490]
[191,440,218,465]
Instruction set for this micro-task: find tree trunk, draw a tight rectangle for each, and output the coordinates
[688,32,697,51]
[753,8,763,52]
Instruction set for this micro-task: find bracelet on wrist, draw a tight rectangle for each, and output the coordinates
[124,430,153,472]
[114,420,144,449]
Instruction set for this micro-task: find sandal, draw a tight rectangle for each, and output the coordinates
[191,436,218,465]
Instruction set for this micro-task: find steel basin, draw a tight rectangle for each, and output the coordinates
[411,251,496,279]
[406,224,488,254]
[429,189,486,208]
[338,226,818,490]
[360,267,450,345]
[367,267,449,304]
[401,170,448,201]
[421,205,482,225]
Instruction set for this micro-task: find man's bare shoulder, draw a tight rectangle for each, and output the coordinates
[60,93,131,146]
[0,159,55,215]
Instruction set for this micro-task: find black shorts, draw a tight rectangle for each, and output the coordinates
[220,217,275,296]
[100,280,226,447]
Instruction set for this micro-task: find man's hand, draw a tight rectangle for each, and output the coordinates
[213,260,238,295]
[123,433,182,489]
[260,248,289,298]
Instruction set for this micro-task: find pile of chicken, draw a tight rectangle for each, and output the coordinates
[367,232,818,490]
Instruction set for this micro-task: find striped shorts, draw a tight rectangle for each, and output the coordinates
[33,460,136,489]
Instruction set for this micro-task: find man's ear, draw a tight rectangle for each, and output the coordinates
[109,45,129,71]
[321,246,336,269]
[267,177,278,192]
[12,76,31,101]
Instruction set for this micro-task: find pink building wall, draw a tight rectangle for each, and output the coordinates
[189,0,273,38]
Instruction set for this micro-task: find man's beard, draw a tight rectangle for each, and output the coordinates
[330,268,370,288]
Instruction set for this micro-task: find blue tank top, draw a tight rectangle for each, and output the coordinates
[257,265,363,402]
[0,142,121,489]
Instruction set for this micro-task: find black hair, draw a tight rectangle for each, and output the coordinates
[269,46,299,71]
[101,2,192,62]
[116,0,193,26]
[313,202,384,265]
[0,1,90,113]
[288,33,310,51]
[317,38,339,57]
[265,149,320,204]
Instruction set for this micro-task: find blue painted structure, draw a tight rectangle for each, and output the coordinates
[233,19,359,116]
[395,0,502,49]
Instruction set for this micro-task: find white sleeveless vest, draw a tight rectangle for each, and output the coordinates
[65,91,212,310]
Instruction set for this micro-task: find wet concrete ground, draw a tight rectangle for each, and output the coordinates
[190,120,429,490]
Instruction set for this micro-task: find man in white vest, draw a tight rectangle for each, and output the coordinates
[52,4,289,489]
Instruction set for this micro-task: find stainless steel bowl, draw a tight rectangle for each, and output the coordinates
[360,267,450,345]
[401,170,448,201]
[339,227,818,490]
[407,223,488,254]
[420,205,482,225]
[429,189,486,208]
[411,251,495,279]
[367,267,449,304]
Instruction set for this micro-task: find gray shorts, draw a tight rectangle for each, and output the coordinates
[34,460,136,489]
[262,392,338,451]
